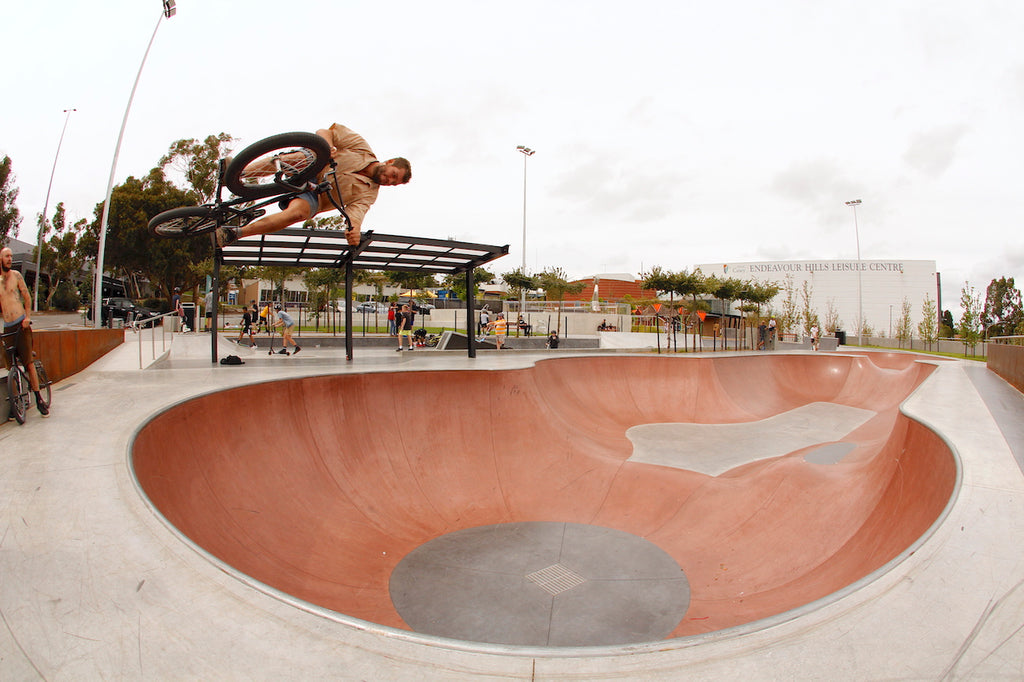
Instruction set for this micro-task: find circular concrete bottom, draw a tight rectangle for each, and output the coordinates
[389,522,690,647]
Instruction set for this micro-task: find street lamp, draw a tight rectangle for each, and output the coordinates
[34,107,76,311]
[93,0,176,327]
[845,199,863,346]
[516,145,535,318]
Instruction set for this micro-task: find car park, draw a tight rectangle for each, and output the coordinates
[86,297,159,327]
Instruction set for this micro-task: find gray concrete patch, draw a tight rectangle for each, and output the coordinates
[389,522,689,646]
[627,402,875,476]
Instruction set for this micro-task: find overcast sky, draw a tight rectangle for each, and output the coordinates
[3,1,1022,315]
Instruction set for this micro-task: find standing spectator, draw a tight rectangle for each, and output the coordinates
[757,321,767,350]
[273,305,301,355]
[489,312,507,350]
[768,318,777,348]
[203,290,213,332]
[172,287,186,332]
[237,305,256,348]
[810,324,820,351]
[396,304,415,351]
[479,306,490,336]
[258,302,271,334]
[387,302,398,336]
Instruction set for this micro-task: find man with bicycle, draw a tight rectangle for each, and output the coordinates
[0,247,48,417]
[217,123,411,248]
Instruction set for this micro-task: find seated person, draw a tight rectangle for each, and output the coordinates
[517,315,532,336]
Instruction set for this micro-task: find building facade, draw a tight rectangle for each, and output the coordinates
[696,259,940,337]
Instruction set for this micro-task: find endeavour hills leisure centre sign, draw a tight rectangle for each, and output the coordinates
[727,261,908,275]
[697,260,940,336]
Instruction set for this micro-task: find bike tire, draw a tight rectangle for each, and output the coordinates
[149,206,219,238]
[34,360,51,409]
[224,132,331,200]
[7,366,28,424]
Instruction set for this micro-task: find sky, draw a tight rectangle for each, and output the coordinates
[3,1,1023,317]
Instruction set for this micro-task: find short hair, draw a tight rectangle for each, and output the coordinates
[390,157,412,183]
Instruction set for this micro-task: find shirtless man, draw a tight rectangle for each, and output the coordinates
[0,247,48,417]
[216,123,411,248]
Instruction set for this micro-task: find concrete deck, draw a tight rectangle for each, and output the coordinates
[2,331,1024,679]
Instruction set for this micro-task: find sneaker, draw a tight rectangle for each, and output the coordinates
[293,346,301,354]
[277,348,289,355]
[251,344,258,349]
[395,348,403,352]
[215,226,239,247]
[37,401,49,418]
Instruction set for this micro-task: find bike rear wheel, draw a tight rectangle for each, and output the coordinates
[7,365,29,424]
[149,206,220,238]
[224,132,331,200]
[34,360,51,409]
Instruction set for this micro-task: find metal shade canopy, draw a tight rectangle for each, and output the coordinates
[211,228,509,361]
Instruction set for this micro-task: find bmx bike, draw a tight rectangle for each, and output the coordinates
[148,132,350,239]
[2,327,52,424]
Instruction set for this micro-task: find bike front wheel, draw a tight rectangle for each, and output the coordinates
[224,132,331,200]
[34,360,51,409]
[149,206,220,238]
[7,366,29,424]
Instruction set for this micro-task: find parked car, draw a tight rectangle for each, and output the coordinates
[86,297,159,327]
[355,302,388,314]
[399,299,435,314]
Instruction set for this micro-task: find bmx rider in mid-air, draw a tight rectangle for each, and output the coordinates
[216,123,411,248]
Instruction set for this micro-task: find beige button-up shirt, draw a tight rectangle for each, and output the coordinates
[315,123,380,231]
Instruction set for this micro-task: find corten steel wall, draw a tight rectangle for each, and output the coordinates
[989,342,1024,394]
[33,329,124,382]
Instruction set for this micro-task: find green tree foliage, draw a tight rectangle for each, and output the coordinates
[895,297,914,348]
[0,155,22,245]
[536,267,584,334]
[501,268,538,304]
[918,294,938,350]
[941,310,955,337]
[983,277,1023,337]
[443,267,494,300]
[798,280,819,338]
[958,281,983,353]
[90,168,207,300]
[159,133,235,203]
[34,202,89,308]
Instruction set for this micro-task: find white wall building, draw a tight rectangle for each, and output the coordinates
[696,259,941,337]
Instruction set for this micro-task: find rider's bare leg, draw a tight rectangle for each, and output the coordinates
[238,198,314,239]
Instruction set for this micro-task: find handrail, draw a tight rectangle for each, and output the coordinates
[133,311,177,369]
[990,335,1024,346]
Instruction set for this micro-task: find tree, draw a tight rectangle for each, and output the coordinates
[941,310,955,338]
[737,279,780,349]
[672,269,709,352]
[706,275,743,350]
[779,274,799,337]
[159,133,236,203]
[500,268,536,304]
[895,297,913,349]
[823,298,841,335]
[1,155,22,245]
[958,281,983,355]
[34,202,89,308]
[90,167,207,301]
[983,277,1023,338]
[444,267,494,301]
[799,280,819,339]
[918,294,938,350]
[536,267,584,334]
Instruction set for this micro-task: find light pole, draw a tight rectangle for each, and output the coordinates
[516,145,535,317]
[845,199,863,346]
[34,107,76,311]
[93,0,176,327]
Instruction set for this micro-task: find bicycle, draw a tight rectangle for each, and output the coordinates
[148,132,350,239]
[2,327,52,424]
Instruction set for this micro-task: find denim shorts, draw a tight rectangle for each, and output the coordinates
[279,190,319,217]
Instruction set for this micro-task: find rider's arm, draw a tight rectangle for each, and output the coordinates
[16,273,31,327]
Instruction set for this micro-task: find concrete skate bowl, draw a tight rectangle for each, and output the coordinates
[131,353,957,649]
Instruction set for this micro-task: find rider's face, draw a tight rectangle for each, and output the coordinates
[374,161,407,186]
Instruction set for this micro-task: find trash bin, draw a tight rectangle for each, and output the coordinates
[835,330,846,345]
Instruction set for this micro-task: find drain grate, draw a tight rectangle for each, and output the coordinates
[526,563,586,596]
